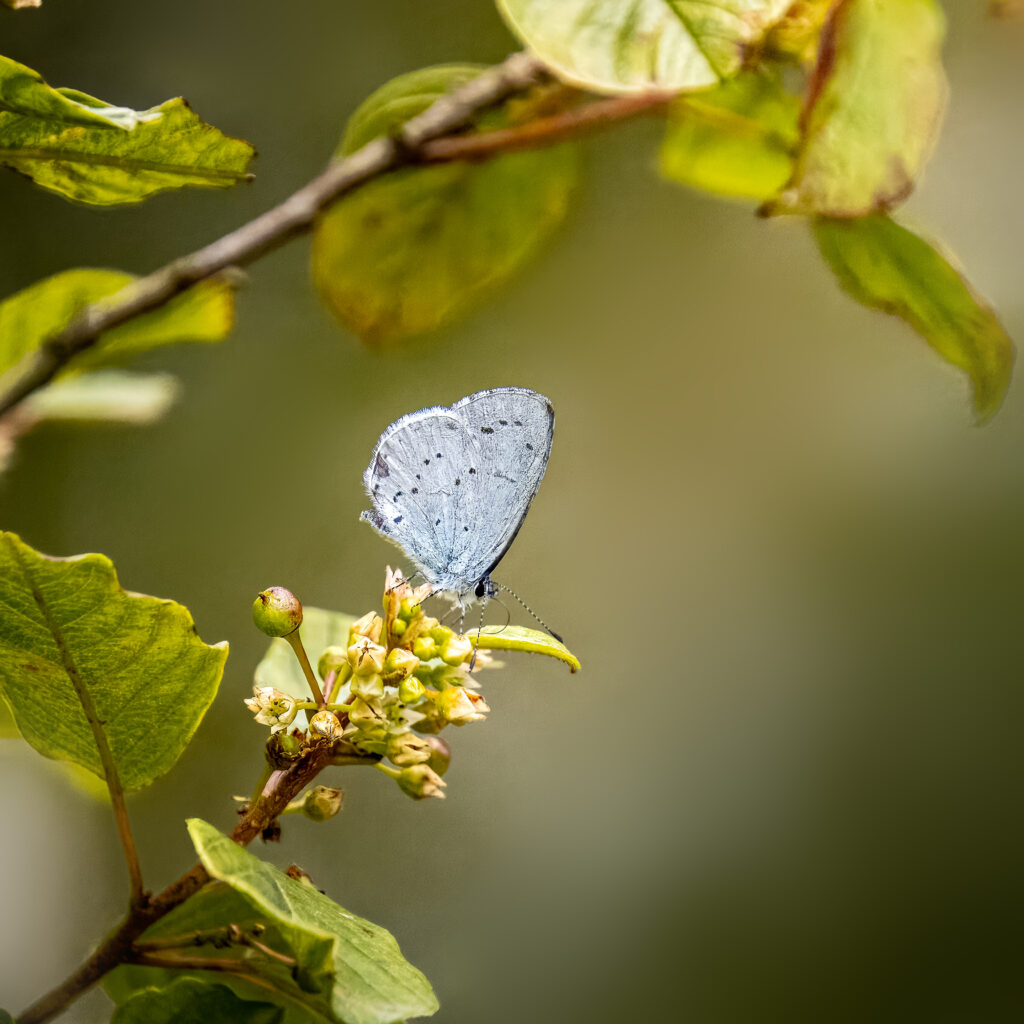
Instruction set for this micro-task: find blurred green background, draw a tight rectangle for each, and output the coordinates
[2,2,1024,1021]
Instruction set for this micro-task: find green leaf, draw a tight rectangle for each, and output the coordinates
[0,531,227,790]
[109,820,438,1023]
[470,624,580,673]
[312,65,578,344]
[0,55,255,205]
[255,606,356,727]
[659,69,800,201]
[765,0,948,217]
[0,1010,13,1024]
[23,370,180,424]
[0,696,18,737]
[188,820,437,1024]
[0,268,235,380]
[496,0,791,94]
[112,980,283,1024]
[813,215,1015,422]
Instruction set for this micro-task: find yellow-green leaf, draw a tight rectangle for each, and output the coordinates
[766,0,948,217]
[0,55,254,205]
[659,69,800,201]
[813,215,1015,421]
[0,532,227,790]
[312,65,578,345]
[497,0,791,94]
[0,268,235,380]
[470,624,580,672]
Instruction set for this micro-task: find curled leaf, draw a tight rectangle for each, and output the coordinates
[469,624,580,672]
[813,214,1015,422]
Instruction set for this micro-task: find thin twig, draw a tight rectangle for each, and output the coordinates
[15,739,340,1024]
[419,90,675,162]
[0,51,548,418]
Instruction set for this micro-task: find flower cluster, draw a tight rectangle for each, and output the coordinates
[246,569,496,802]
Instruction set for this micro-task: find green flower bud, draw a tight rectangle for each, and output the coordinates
[395,763,447,801]
[398,674,426,704]
[392,619,408,637]
[318,645,348,680]
[386,730,432,767]
[384,647,419,685]
[440,633,472,666]
[302,785,344,822]
[428,624,454,644]
[349,672,384,701]
[412,636,438,661]
[347,697,384,727]
[308,710,341,739]
[252,587,303,637]
[399,596,421,619]
[348,638,386,677]
[434,685,490,726]
[266,730,304,769]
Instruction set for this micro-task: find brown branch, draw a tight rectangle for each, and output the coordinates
[0,51,548,419]
[15,739,341,1024]
[419,90,675,163]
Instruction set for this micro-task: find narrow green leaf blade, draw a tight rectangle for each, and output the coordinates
[0,532,228,790]
[813,215,1015,421]
[767,0,948,217]
[470,624,580,672]
[659,69,800,201]
[188,819,439,1024]
[0,268,235,379]
[497,0,791,94]
[112,980,283,1024]
[312,65,578,345]
[0,56,255,205]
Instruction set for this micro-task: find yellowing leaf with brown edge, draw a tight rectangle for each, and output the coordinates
[765,0,948,218]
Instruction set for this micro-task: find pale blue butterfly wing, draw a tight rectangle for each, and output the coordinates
[361,387,554,600]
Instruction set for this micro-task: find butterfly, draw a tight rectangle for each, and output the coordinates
[361,387,554,610]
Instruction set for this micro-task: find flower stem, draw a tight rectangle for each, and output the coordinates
[284,630,324,706]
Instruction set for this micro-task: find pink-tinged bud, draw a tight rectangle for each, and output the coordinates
[349,611,383,645]
[302,785,344,822]
[308,710,342,739]
[252,587,303,637]
[395,763,447,801]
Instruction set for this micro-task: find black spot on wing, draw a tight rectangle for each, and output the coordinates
[374,453,390,478]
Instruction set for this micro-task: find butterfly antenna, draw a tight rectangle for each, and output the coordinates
[494,583,564,644]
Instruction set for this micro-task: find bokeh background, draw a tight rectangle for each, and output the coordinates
[2,2,1023,1021]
